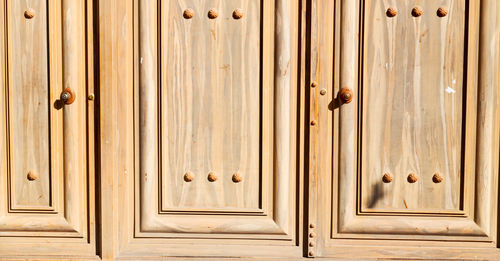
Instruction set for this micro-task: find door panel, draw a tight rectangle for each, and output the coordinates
[308,0,500,259]
[160,0,261,211]
[101,0,301,258]
[0,0,95,257]
[361,0,466,213]
[9,0,52,209]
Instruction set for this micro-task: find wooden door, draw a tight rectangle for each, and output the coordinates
[308,0,500,259]
[98,0,302,259]
[0,0,95,258]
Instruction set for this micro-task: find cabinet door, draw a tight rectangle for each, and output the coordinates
[0,0,95,257]
[308,0,499,259]
[100,0,301,258]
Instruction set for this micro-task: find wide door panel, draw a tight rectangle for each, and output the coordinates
[0,0,95,257]
[106,0,301,258]
[308,0,500,259]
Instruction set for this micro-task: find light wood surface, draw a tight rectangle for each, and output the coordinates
[0,0,96,258]
[7,0,51,209]
[309,0,500,259]
[160,0,261,210]
[99,0,302,259]
[361,0,466,212]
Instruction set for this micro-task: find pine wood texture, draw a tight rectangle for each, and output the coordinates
[99,0,302,259]
[308,0,500,259]
[160,0,261,211]
[361,0,466,212]
[8,0,51,208]
[0,0,96,258]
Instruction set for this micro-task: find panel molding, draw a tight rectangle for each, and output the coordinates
[0,0,95,257]
[308,0,499,258]
[136,0,296,239]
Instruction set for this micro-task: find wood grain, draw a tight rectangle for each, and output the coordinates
[7,0,51,208]
[361,0,466,212]
[160,0,261,210]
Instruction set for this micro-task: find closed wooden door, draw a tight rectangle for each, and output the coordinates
[0,0,95,258]
[308,0,500,259]
[98,0,302,258]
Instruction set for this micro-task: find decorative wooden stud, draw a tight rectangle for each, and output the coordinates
[407,173,418,183]
[208,9,218,19]
[432,173,443,183]
[339,88,353,104]
[412,6,423,17]
[183,172,194,182]
[308,251,315,257]
[386,7,398,17]
[309,241,316,247]
[437,7,448,17]
[207,172,217,182]
[382,173,393,183]
[232,173,242,183]
[27,171,37,181]
[309,232,316,238]
[232,8,244,19]
[309,223,315,228]
[310,120,317,126]
[183,9,194,19]
[320,89,327,95]
[311,81,318,88]
[24,9,35,19]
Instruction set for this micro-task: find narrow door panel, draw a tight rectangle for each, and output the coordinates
[361,0,466,212]
[8,0,52,209]
[309,0,499,259]
[0,0,95,257]
[160,0,261,211]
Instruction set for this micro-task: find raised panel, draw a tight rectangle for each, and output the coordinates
[0,0,95,257]
[160,0,261,211]
[360,0,466,213]
[308,0,499,259]
[137,0,297,238]
[8,0,53,209]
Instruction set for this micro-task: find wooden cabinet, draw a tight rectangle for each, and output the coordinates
[308,0,500,259]
[1,0,499,260]
[0,0,95,258]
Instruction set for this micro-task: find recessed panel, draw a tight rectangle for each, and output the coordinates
[7,0,51,209]
[160,0,261,211]
[360,0,466,212]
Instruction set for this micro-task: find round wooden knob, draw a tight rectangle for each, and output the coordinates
[60,88,75,105]
[407,173,418,183]
[382,173,393,183]
[386,7,398,17]
[232,173,242,183]
[437,7,448,17]
[207,172,217,182]
[339,88,353,104]
[183,172,194,182]
[412,6,423,17]
[27,171,37,181]
[24,9,35,19]
[183,9,194,19]
[432,173,443,183]
[208,9,218,19]
[232,9,244,19]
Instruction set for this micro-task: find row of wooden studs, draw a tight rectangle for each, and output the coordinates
[183,8,244,20]
[386,6,448,18]
[183,172,243,183]
[382,172,443,184]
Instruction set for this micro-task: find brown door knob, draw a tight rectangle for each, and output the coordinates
[60,88,75,105]
[339,88,353,104]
